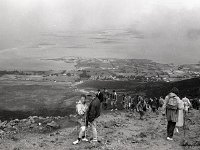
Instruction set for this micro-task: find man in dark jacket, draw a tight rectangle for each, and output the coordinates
[96,89,104,103]
[96,89,104,111]
[86,95,101,142]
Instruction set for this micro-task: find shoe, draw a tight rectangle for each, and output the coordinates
[73,139,80,145]
[167,137,173,141]
[111,109,113,111]
[82,138,89,142]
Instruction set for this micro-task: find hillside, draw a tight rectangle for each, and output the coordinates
[0,109,199,150]
[78,77,200,98]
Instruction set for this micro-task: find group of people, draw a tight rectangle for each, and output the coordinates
[96,88,163,114]
[73,87,193,145]
[96,88,118,111]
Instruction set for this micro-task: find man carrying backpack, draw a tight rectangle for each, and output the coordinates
[136,96,147,120]
[162,87,181,141]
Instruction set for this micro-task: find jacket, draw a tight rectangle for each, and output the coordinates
[96,92,104,103]
[162,93,181,122]
[86,97,101,123]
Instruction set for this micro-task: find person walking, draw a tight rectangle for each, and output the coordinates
[162,87,182,141]
[151,98,157,113]
[175,98,184,133]
[127,94,132,111]
[155,97,160,111]
[96,89,104,111]
[86,94,101,143]
[73,94,89,145]
[102,88,109,110]
[159,97,165,109]
[132,95,139,112]
[111,90,118,111]
[182,96,192,113]
[122,94,126,109]
[136,96,147,120]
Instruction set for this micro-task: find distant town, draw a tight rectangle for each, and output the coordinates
[0,56,200,83]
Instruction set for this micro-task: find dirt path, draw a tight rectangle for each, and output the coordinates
[0,109,199,150]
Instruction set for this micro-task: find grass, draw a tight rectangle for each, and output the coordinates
[0,81,79,120]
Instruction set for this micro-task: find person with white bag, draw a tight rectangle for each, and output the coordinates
[73,94,89,145]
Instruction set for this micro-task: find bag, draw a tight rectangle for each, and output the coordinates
[76,102,87,116]
[166,96,178,110]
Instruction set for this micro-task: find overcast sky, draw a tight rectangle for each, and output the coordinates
[1,0,200,64]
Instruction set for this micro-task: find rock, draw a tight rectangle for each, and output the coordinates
[0,129,4,134]
[137,132,147,138]
[28,116,35,123]
[50,140,55,143]
[194,141,200,146]
[14,119,19,123]
[0,121,7,129]
[46,121,60,129]
[49,133,54,136]
[29,123,38,129]
[11,136,19,141]
[39,142,47,147]
[4,124,17,132]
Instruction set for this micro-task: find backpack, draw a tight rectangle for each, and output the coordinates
[166,96,178,110]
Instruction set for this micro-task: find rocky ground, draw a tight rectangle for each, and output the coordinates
[0,109,199,150]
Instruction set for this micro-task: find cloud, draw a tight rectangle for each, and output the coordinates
[1,0,200,64]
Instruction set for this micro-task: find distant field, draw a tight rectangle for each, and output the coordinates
[77,80,144,93]
[0,81,80,120]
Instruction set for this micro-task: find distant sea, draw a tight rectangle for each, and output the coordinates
[0,29,199,71]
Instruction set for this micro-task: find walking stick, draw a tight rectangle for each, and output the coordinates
[183,103,186,138]
[85,115,87,139]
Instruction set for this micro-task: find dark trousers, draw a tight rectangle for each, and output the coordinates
[139,111,145,119]
[167,121,176,138]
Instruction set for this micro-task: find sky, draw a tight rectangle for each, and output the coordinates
[0,0,200,66]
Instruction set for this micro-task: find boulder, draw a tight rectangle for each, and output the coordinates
[46,121,60,129]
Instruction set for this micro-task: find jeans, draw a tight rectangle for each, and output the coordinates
[139,111,144,119]
[89,119,98,141]
[167,120,176,138]
[77,117,86,139]
[78,126,86,139]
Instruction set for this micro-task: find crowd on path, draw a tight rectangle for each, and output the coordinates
[72,87,199,145]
